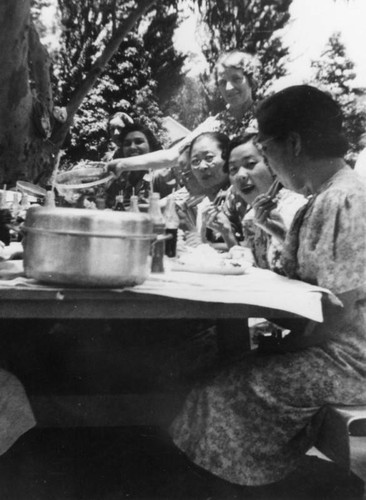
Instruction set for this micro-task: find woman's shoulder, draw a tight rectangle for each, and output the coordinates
[316,167,366,212]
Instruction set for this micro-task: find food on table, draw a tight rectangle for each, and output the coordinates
[170,244,253,275]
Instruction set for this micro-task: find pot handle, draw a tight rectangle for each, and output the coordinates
[150,233,172,248]
[156,233,172,242]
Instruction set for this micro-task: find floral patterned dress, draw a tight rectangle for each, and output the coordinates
[170,167,366,486]
[241,188,307,273]
[216,107,257,139]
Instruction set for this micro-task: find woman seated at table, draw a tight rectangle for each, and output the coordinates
[163,145,206,242]
[105,50,260,184]
[203,133,306,272]
[105,119,170,208]
[186,131,247,245]
[170,85,366,492]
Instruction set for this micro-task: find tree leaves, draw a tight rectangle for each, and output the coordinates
[311,32,366,165]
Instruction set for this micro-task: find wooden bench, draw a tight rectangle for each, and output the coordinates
[313,405,366,499]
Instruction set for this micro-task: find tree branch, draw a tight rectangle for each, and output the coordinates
[51,0,157,146]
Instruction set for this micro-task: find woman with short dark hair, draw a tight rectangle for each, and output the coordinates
[105,120,162,208]
[170,85,366,489]
[105,51,260,181]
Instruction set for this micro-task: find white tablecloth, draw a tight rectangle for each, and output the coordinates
[132,267,331,322]
[0,261,331,322]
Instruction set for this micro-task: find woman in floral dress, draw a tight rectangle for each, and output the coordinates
[106,51,260,181]
[170,85,366,486]
[205,132,306,272]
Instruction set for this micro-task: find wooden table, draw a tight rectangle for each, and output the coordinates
[0,275,317,428]
[0,286,301,320]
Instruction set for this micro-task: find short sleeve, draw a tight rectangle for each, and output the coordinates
[297,188,366,294]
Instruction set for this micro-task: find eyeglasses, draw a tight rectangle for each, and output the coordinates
[190,154,216,168]
[253,136,278,154]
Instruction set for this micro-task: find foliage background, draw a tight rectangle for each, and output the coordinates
[310,32,366,165]
[33,0,366,167]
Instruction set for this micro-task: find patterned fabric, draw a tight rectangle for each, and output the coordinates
[170,166,366,486]
[242,189,307,273]
[221,186,247,242]
[0,370,35,455]
[216,107,257,139]
[222,187,306,272]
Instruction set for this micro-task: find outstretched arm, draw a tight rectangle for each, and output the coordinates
[106,114,220,176]
[107,147,180,176]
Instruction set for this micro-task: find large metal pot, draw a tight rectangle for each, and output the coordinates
[23,206,155,287]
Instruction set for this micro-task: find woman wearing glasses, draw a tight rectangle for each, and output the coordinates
[202,132,307,270]
[187,131,248,245]
[170,86,366,493]
[104,51,260,187]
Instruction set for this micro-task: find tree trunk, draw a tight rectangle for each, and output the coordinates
[40,0,157,185]
[0,0,34,186]
[0,0,157,186]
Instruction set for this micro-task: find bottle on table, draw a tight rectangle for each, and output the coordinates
[129,194,140,213]
[0,191,11,246]
[164,195,180,258]
[114,194,125,211]
[148,192,166,273]
[44,190,56,208]
[95,187,106,210]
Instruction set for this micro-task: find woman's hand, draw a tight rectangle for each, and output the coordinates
[252,194,287,242]
[201,204,220,231]
[201,205,238,248]
[175,204,196,232]
[105,159,130,179]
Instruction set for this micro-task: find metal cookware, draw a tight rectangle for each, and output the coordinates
[23,206,156,287]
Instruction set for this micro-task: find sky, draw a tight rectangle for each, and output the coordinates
[281,0,366,88]
[175,0,366,88]
[41,0,366,88]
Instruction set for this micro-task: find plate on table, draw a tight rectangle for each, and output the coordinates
[169,260,249,275]
[170,244,252,275]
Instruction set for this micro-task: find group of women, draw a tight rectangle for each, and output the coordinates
[0,48,365,497]
[104,52,366,493]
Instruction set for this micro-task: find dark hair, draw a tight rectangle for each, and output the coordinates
[108,115,161,154]
[214,51,261,97]
[189,131,230,170]
[256,85,349,159]
[223,132,259,173]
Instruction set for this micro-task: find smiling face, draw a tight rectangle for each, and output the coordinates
[122,131,150,157]
[172,149,205,196]
[228,140,274,205]
[190,136,228,194]
[217,66,253,110]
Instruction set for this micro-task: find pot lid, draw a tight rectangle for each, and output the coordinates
[23,206,154,238]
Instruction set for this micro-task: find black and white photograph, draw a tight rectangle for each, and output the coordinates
[0,0,365,498]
